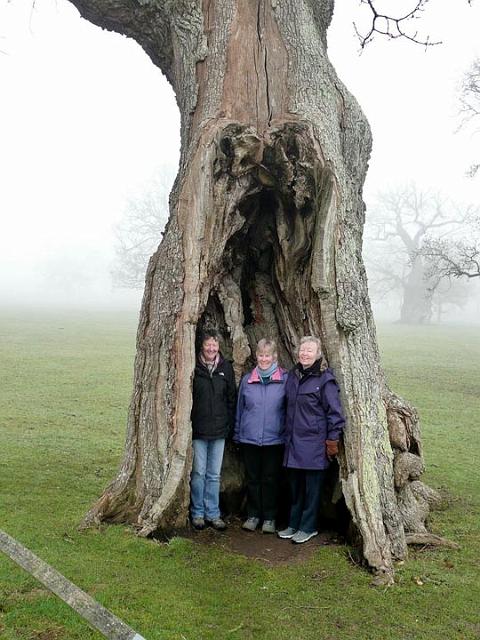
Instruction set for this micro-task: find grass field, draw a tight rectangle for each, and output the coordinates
[0,309,479,640]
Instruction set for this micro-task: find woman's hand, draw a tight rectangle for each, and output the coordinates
[325,439,339,460]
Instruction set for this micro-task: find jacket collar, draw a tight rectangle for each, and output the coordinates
[196,354,224,374]
[294,366,322,382]
[248,367,284,383]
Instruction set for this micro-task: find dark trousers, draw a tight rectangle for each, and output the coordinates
[287,468,327,534]
[242,444,284,520]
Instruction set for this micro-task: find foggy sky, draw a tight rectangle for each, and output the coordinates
[0,0,479,315]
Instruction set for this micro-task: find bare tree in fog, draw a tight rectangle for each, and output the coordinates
[364,185,470,323]
[418,213,480,282]
[111,166,176,289]
[459,56,480,178]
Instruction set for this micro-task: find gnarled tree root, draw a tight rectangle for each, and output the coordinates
[405,533,460,549]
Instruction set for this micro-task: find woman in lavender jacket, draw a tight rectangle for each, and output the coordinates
[234,339,287,534]
[278,336,345,545]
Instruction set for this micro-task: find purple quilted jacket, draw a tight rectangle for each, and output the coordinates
[283,367,345,470]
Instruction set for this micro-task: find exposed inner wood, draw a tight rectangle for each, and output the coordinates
[221,0,288,130]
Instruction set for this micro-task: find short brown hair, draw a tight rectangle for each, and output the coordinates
[196,327,220,353]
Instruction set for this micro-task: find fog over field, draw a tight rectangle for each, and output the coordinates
[1,0,479,321]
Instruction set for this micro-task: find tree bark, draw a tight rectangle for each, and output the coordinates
[69,0,438,583]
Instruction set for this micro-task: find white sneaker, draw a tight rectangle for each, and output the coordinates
[261,520,276,534]
[291,530,318,544]
[277,527,296,539]
[242,517,260,531]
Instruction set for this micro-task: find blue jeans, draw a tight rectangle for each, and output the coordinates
[190,438,225,520]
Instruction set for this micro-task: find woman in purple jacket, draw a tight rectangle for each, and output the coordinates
[234,339,287,534]
[278,336,345,544]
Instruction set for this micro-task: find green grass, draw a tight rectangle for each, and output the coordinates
[0,311,479,639]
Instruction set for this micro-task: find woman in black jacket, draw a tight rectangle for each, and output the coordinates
[190,329,236,530]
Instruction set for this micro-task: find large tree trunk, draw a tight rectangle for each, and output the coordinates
[400,257,432,324]
[71,0,437,583]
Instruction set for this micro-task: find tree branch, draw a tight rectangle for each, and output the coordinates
[67,0,174,81]
[459,57,480,126]
[354,0,442,50]
[418,236,480,280]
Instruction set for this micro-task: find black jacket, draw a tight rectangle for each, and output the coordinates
[191,356,237,440]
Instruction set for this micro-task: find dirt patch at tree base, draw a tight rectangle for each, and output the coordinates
[179,519,341,565]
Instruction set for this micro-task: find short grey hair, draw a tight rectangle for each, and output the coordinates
[298,336,322,356]
[256,338,278,359]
